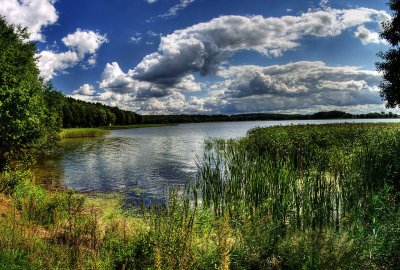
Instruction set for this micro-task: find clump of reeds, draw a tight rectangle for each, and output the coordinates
[58,128,109,139]
[194,123,400,268]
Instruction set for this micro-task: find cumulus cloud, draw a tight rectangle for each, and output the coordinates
[36,51,79,81]
[0,0,58,41]
[133,7,389,88]
[72,84,96,96]
[139,92,208,114]
[354,25,384,45]
[77,60,384,115]
[62,29,108,58]
[72,6,390,115]
[209,61,382,113]
[100,62,151,94]
[37,29,108,80]
[146,0,157,3]
[99,62,201,99]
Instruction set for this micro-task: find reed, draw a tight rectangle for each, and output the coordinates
[195,124,400,227]
[58,128,109,139]
[0,123,398,269]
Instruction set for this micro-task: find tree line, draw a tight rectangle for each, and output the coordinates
[143,110,399,124]
[46,90,143,128]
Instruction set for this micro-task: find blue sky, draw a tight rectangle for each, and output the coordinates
[0,0,396,114]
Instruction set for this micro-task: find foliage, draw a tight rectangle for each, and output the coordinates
[377,0,400,107]
[0,169,29,195]
[61,96,142,128]
[0,17,54,168]
[195,123,400,269]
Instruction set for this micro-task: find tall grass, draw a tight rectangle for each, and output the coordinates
[0,123,399,269]
[194,123,400,268]
[58,128,109,139]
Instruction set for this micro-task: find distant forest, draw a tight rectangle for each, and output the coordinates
[45,90,143,128]
[54,93,399,128]
[142,110,399,124]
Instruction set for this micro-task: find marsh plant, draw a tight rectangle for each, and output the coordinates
[195,123,400,269]
[0,123,399,269]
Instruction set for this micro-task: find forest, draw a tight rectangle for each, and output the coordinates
[44,88,143,128]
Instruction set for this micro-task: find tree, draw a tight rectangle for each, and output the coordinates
[376,0,400,107]
[0,17,52,168]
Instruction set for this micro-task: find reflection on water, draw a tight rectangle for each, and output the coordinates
[33,119,400,201]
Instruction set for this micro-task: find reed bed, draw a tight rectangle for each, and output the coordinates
[193,123,400,268]
[0,123,399,269]
[58,128,109,139]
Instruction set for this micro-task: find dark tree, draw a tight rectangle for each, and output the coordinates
[376,0,400,107]
[0,17,53,168]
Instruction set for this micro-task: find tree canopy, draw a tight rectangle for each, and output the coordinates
[0,17,53,168]
[377,0,400,107]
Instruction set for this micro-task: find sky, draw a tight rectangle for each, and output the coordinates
[0,0,396,115]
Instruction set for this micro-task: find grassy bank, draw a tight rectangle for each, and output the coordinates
[0,123,399,269]
[104,123,178,130]
[58,128,110,139]
[58,124,177,139]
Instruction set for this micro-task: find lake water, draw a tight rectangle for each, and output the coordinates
[34,119,400,202]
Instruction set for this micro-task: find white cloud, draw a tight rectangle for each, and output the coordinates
[160,0,195,19]
[36,50,79,81]
[133,7,389,88]
[210,61,382,113]
[354,25,384,45]
[320,0,329,8]
[139,92,208,114]
[72,84,96,96]
[70,6,391,115]
[62,29,108,58]
[100,62,201,98]
[100,62,152,94]
[147,30,160,37]
[130,36,142,44]
[146,0,157,3]
[148,0,196,22]
[37,29,108,80]
[76,61,385,115]
[130,32,142,44]
[172,75,201,92]
[87,55,97,67]
[0,0,58,41]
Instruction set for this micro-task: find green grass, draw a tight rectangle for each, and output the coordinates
[104,123,178,130]
[0,123,399,269]
[58,128,109,139]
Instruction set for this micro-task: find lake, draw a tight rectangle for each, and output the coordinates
[34,119,400,203]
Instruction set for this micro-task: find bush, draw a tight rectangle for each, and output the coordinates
[0,169,30,195]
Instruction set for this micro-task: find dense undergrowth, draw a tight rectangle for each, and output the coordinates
[0,123,399,269]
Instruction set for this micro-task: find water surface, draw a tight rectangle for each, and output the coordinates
[34,119,400,201]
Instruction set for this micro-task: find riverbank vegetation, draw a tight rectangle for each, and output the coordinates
[0,123,399,269]
[58,128,110,139]
[143,110,400,124]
